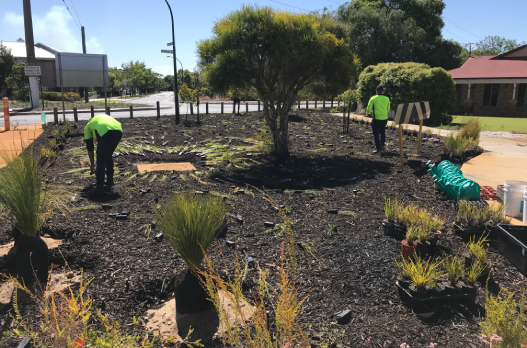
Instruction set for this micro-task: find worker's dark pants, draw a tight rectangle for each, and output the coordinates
[372,119,388,150]
[96,130,122,188]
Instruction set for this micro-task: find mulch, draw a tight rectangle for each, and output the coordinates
[0,110,525,348]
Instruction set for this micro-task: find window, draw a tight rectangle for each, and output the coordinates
[517,83,527,108]
[483,84,499,107]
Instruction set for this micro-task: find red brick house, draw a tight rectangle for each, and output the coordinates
[449,44,527,117]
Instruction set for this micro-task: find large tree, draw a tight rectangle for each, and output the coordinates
[198,5,359,157]
[337,0,465,70]
[0,42,15,97]
[471,36,526,56]
[5,62,29,101]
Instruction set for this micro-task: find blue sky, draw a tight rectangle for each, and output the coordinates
[1,0,526,76]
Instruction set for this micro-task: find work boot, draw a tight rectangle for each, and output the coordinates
[379,146,386,153]
[372,149,379,154]
[87,186,105,197]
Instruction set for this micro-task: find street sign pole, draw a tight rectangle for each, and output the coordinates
[164,0,180,124]
[82,26,89,103]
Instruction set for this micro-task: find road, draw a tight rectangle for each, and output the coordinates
[1,92,326,126]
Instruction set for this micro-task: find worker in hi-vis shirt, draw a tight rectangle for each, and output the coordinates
[366,85,390,154]
[84,114,123,196]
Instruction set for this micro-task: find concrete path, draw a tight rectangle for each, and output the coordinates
[0,124,43,167]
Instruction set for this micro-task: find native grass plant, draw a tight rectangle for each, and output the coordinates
[4,269,199,348]
[0,149,69,237]
[154,192,227,270]
[395,256,443,289]
[384,197,401,222]
[457,200,510,229]
[254,126,277,154]
[40,147,56,159]
[405,225,420,244]
[480,290,527,348]
[466,260,487,285]
[196,245,309,348]
[417,224,432,243]
[444,254,465,286]
[467,234,489,268]
[458,119,481,142]
[444,120,480,157]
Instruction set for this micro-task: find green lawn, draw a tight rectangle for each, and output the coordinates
[451,116,527,133]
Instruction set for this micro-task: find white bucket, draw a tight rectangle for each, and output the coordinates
[504,181,527,218]
[523,189,527,223]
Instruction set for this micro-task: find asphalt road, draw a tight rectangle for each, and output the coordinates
[1,92,325,127]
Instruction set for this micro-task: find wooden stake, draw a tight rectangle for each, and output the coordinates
[417,119,423,154]
[399,123,404,164]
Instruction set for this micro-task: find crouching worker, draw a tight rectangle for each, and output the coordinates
[84,114,123,197]
[366,85,390,154]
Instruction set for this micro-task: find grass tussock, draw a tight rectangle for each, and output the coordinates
[154,192,227,270]
[445,119,481,157]
[457,200,510,229]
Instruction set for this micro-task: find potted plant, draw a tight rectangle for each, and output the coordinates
[443,255,465,295]
[456,201,510,240]
[402,225,418,258]
[0,150,66,290]
[466,235,491,282]
[383,197,399,236]
[407,256,443,298]
[394,257,413,289]
[415,225,431,258]
[155,192,227,315]
[464,261,486,296]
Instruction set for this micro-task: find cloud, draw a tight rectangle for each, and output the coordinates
[154,65,175,76]
[4,12,24,26]
[3,6,104,54]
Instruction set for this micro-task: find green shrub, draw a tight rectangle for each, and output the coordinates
[458,119,481,142]
[356,62,456,125]
[154,192,226,270]
[41,91,81,101]
[480,291,527,348]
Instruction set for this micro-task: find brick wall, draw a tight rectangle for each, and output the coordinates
[455,83,527,117]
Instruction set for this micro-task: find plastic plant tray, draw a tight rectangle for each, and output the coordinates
[497,224,527,276]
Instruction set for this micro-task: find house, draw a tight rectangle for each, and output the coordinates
[1,39,62,90]
[449,44,527,117]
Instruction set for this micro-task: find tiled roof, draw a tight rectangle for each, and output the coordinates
[449,55,527,79]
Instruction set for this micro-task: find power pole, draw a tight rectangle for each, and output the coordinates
[468,43,473,57]
[23,0,39,108]
[81,26,89,103]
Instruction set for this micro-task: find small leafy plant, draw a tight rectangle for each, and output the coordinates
[396,256,443,289]
[405,225,419,244]
[466,260,487,285]
[327,224,337,236]
[384,197,400,222]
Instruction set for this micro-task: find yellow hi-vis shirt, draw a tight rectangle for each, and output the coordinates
[366,95,390,120]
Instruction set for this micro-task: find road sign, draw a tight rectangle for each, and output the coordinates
[123,79,128,87]
[167,42,174,46]
[24,65,41,76]
[161,49,174,54]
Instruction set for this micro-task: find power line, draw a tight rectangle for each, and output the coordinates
[69,0,82,27]
[269,0,308,12]
[442,17,483,41]
[61,0,81,30]
[442,28,468,43]
[327,0,341,4]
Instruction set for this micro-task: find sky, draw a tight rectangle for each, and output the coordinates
[1,0,526,77]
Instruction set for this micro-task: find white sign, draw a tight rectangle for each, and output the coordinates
[24,65,41,76]
[123,79,128,87]
[167,42,174,46]
[161,49,174,54]
[55,52,108,88]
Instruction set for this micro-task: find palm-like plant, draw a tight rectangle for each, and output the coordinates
[155,192,227,270]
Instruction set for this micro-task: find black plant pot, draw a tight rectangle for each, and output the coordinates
[58,144,65,150]
[16,236,49,287]
[415,240,430,258]
[393,223,407,240]
[382,220,394,236]
[462,284,478,297]
[443,283,463,296]
[174,269,212,314]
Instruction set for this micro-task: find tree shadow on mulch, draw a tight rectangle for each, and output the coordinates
[214,154,392,190]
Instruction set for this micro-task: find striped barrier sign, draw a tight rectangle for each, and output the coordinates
[394,102,430,164]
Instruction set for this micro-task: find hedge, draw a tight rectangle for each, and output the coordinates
[356,62,456,125]
[41,91,81,101]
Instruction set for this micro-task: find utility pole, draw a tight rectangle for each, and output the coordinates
[23,0,39,108]
[82,26,89,103]
[468,43,473,57]
[164,0,180,124]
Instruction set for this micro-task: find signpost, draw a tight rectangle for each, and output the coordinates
[167,42,174,46]
[393,102,431,164]
[161,49,174,54]
[122,79,128,98]
[24,65,41,76]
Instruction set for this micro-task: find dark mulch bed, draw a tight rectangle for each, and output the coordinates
[1,110,525,347]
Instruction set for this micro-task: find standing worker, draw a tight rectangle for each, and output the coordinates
[84,114,123,197]
[366,85,390,154]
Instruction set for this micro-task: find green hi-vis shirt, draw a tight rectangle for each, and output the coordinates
[84,114,122,140]
[366,95,390,121]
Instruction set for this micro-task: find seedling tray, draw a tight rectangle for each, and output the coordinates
[396,281,476,312]
[497,224,527,276]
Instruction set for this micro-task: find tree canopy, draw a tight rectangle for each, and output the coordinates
[336,0,465,70]
[471,36,526,56]
[0,42,15,97]
[198,5,359,157]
